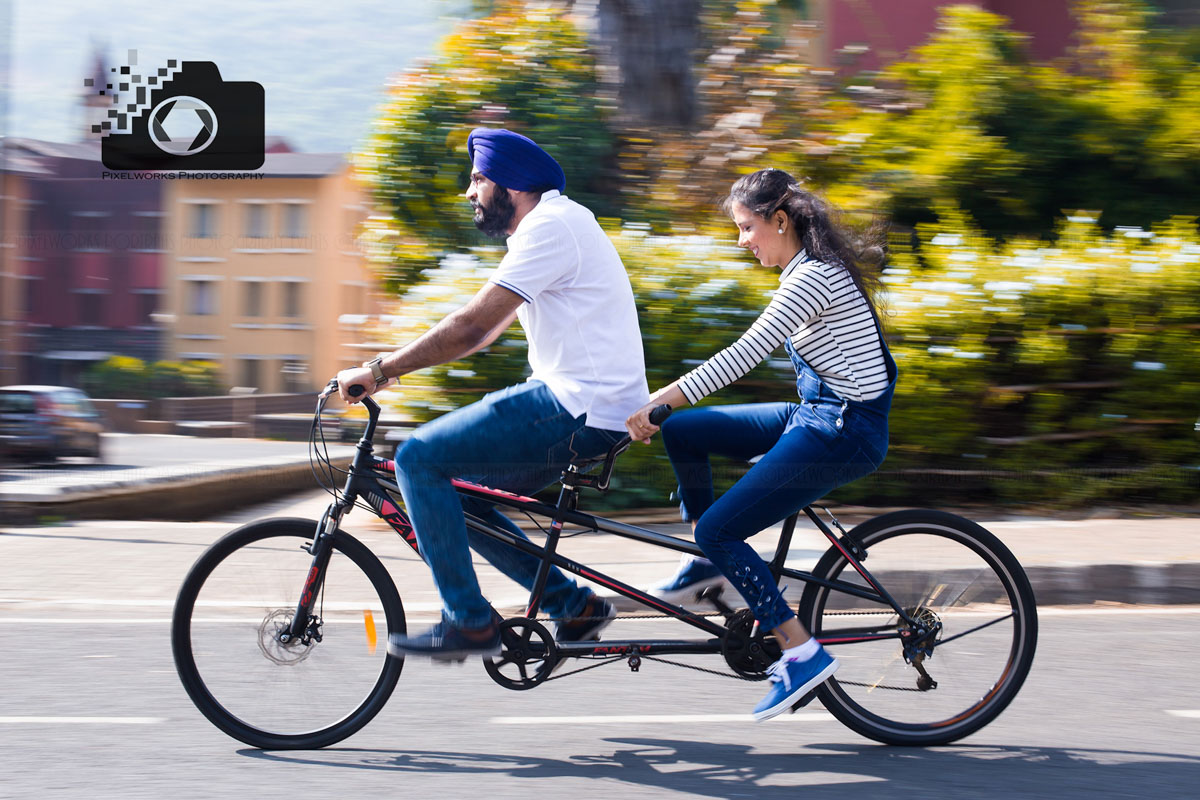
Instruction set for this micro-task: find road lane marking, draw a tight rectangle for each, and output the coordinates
[1166,710,1200,718]
[0,716,165,724]
[492,713,832,725]
[3,606,1200,627]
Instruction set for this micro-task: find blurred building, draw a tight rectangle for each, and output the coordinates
[810,0,1077,72]
[160,153,379,393]
[0,138,165,387]
[0,148,47,383]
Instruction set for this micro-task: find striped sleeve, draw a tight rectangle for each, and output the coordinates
[677,269,833,405]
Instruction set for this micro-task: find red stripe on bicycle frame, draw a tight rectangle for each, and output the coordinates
[372,458,395,472]
[451,478,539,504]
[578,568,681,616]
[817,634,897,645]
[380,499,420,553]
[829,535,880,591]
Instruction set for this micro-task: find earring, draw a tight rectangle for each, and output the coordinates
[778,227,784,234]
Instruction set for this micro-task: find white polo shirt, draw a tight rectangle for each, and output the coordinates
[489,190,648,432]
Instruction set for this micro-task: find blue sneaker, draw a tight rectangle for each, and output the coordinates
[387,618,501,662]
[554,592,617,642]
[649,555,731,604]
[753,647,839,721]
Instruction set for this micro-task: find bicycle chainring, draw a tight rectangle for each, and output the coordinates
[484,617,559,691]
[721,609,781,680]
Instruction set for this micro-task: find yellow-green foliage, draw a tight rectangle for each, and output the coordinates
[357,5,616,292]
[373,214,1198,508]
[82,357,223,399]
[811,3,1200,237]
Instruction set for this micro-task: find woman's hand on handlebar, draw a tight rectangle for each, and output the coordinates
[626,384,686,443]
[625,401,673,444]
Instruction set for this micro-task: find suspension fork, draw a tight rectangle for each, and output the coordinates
[282,506,343,641]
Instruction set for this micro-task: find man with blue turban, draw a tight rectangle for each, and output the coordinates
[337,128,649,659]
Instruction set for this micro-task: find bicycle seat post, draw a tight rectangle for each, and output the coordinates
[767,511,800,574]
[523,467,581,619]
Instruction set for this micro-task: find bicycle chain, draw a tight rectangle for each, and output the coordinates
[529,608,912,685]
[525,609,902,686]
[532,608,894,624]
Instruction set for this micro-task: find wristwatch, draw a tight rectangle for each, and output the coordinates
[363,356,389,387]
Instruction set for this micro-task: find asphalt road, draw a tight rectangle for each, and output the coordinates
[2,612,1198,799]
[2,501,1198,798]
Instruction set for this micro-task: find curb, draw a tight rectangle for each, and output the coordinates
[0,456,353,523]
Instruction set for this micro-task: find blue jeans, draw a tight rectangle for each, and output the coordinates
[660,400,888,632]
[393,380,623,629]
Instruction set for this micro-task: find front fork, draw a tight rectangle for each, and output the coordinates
[281,504,344,643]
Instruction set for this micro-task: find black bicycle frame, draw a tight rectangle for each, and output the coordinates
[291,393,920,652]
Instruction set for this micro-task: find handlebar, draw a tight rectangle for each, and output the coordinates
[319,379,380,442]
[319,377,670,494]
[593,403,672,491]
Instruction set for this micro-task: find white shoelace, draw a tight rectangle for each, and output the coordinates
[765,659,794,690]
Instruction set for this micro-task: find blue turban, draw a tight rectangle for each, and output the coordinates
[467,128,566,194]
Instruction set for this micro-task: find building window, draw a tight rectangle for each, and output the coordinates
[186,280,216,315]
[239,359,261,390]
[244,204,268,239]
[282,203,306,239]
[22,279,37,315]
[282,282,302,318]
[71,214,108,252]
[79,292,104,326]
[190,204,216,238]
[133,214,163,251]
[138,292,158,324]
[281,359,308,394]
[243,281,263,317]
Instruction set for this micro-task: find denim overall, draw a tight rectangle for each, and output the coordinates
[660,308,898,632]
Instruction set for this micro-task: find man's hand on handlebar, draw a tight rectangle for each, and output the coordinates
[332,366,393,404]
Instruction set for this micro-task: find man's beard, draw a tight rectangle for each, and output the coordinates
[471,187,517,238]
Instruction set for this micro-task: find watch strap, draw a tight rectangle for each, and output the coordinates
[364,356,388,387]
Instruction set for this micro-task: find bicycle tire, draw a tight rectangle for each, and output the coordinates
[798,509,1037,746]
[172,517,406,749]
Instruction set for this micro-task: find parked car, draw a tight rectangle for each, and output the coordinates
[0,385,105,463]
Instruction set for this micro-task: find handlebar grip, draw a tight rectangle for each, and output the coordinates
[648,404,672,426]
[347,384,365,398]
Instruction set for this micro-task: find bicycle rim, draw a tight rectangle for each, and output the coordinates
[173,520,404,748]
[801,510,1037,746]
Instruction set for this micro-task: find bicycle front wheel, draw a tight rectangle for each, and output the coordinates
[798,509,1037,746]
[172,518,405,749]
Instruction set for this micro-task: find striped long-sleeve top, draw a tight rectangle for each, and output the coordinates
[677,251,890,405]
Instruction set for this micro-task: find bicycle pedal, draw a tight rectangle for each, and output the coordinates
[789,690,817,712]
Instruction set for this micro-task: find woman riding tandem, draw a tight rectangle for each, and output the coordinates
[625,168,897,721]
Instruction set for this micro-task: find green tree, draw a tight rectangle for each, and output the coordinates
[358,5,618,292]
[809,2,1200,238]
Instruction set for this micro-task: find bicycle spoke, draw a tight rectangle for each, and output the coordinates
[803,512,1036,745]
[177,526,401,746]
[936,612,1015,647]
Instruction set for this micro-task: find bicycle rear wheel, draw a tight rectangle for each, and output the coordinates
[172,518,405,749]
[798,509,1037,746]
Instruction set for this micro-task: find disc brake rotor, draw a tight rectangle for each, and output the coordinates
[257,609,316,666]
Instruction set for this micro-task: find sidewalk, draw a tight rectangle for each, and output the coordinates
[218,489,1200,610]
[0,436,356,522]
[1,443,1196,610]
